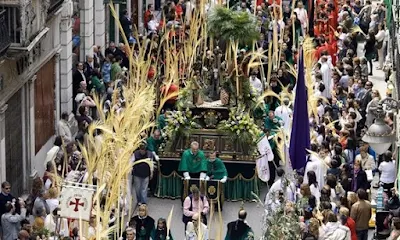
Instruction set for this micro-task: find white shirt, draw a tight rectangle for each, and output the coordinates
[186,221,208,240]
[320,62,332,99]
[310,184,321,201]
[274,105,293,134]
[147,20,159,33]
[379,161,396,184]
[320,222,351,240]
[294,8,308,29]
[265,178,296,205]
[317,104,325,118]
[46,198,59,213]
[44,214,69,237]
[249,76,263,96]
[303,155,326,191]
[316,134,324,145]
[356,41,366,59]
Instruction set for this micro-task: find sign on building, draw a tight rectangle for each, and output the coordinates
[59,182,96,222]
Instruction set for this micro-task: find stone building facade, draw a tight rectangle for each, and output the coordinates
[0,0,106,196]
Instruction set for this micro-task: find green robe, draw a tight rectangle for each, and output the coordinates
[157,114,166,130]
[147,136,163,154]
[178,149,207,173]
[111,62,122,81]
[264,116,282,134]
[207,158,228,180]
[90,75,105,94]
[150,228,173,240]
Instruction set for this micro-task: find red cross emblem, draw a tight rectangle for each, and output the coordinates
[69,198,84,212]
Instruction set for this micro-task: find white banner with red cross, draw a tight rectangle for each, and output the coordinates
[59,181,96,222]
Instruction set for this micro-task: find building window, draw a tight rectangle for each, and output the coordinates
[1,6,21,43]
[0,9,11,55]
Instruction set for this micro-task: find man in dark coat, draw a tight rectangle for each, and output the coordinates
[73,62,86,97]
[120,10,132,39]
[225,209,254,240]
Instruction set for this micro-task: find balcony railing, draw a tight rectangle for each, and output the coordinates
[48,0,64,17]
[0,10,11,56]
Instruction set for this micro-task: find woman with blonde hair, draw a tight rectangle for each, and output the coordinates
[339,207,357,240]
[131,204,155,240]
[352,159,371,192]
[45,188,59,213]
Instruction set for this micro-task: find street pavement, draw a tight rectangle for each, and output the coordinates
[137,63,388,239]
[142,187,268,239]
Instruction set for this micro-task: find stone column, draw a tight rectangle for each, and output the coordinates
[0,104,8,183]
[60,0,74,114]
[94,0,106,52]
[115,4,120,44]
[28,77,37,180]
[138,0,144,33]
[79,0,94,62]
[54,51,61,122]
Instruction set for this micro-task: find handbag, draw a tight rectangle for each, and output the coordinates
[365,169,373,182]
[376,40,383,49]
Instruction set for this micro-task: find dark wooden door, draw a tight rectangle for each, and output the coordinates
[132,0,138,29]
[35,58,55,153]
[5,89,23,196]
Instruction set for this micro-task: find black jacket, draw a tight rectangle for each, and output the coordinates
[353,169,371,191]
[73,70,86,96]
[226,220,252,240]
[132,150,153,178]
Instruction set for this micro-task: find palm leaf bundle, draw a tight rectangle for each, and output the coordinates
[69,1,189,239]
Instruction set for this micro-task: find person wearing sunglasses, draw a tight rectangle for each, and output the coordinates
[0,182,21,235]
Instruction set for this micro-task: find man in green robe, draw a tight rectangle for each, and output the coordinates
[178,141,208,180]
[146,129,163,157]
[147,129,163,195]
[111,56,122,81]
[157,113,166,131]
[206,151,228,183]
[264,110,283,135]
[225,209,254,240]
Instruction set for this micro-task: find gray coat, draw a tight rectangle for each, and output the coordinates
[1,208,27,240]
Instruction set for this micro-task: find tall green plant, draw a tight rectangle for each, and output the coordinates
[208,7,259,45]
[207,7,259,98]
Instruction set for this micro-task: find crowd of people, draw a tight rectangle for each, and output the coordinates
[1,0,399,239]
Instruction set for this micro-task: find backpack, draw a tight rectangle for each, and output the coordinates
[182,195,207,225]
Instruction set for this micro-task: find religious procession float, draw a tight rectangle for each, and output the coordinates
[51,0,327,238]
[152,6,289,202]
